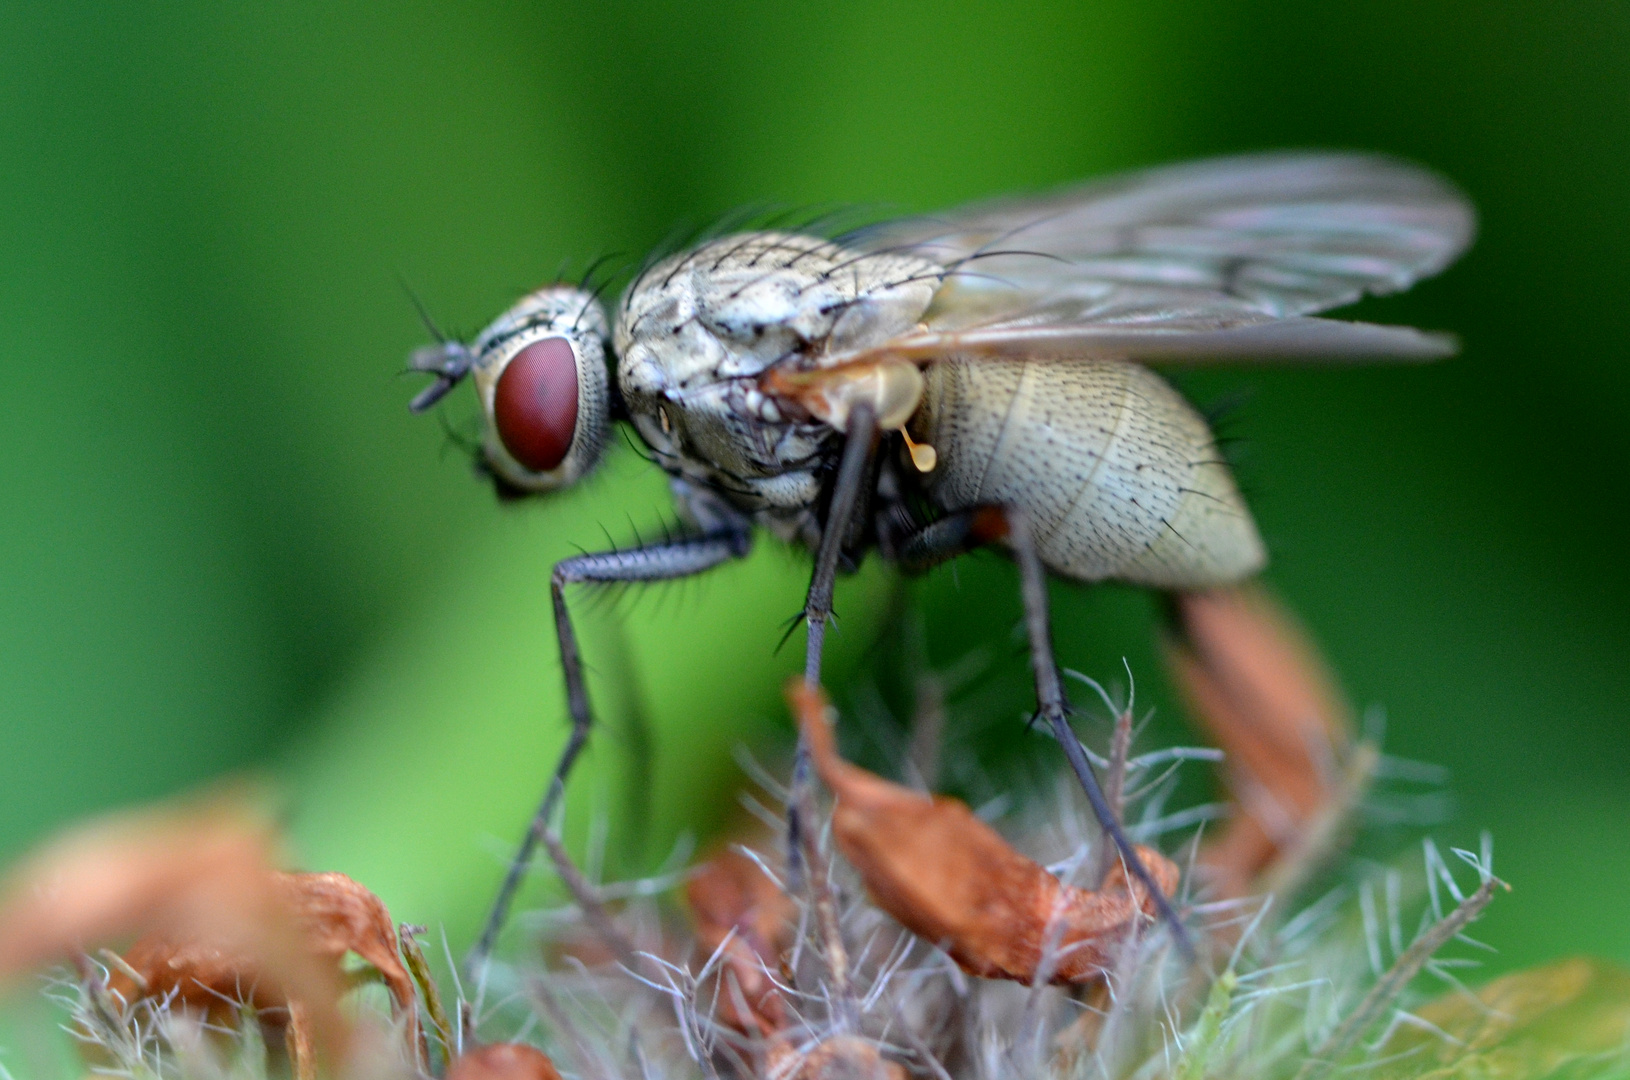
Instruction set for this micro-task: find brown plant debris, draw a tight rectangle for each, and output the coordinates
[109,871,425,1069]
[790,679,1179,985]
[447,1041,566,1080]
[764,1034,908,1080]
[0,792,421,1075]
[1166,585,1364,900]
[686,846,796,1036]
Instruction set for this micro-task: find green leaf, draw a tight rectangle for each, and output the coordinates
[1375,958,1630,1080]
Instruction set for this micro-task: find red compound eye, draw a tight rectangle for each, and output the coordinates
[493,337,579,473]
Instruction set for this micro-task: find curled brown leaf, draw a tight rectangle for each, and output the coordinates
[0,792,421,1074]
[0,793,282,980]
[686,846,795,1035]
[105,871,424,1069]
[1165,586,1362,901]
[790,680,1178,985]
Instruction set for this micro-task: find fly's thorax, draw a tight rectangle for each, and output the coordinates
[914,357,1266,588]
[469,285,611,493]
[616,231,943,381]
[614,230,944,517]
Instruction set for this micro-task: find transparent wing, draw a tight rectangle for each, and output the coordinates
[839,151,1474,364]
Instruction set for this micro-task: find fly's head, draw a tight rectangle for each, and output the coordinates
[614,231,942,489]
[409,285,611,497]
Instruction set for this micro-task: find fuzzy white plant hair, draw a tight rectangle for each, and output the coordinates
[30,664,1509,1080]
[431,727,1495,1080]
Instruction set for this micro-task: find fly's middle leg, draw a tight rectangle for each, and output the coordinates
[801,403,879,686]
[466,529,752,977]
[788,404,879,891]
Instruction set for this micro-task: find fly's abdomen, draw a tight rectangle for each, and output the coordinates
[914,359,1266,588]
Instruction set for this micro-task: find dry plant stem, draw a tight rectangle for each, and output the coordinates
[908,671,947,792]
[400,924,453,1068]
[1092,708,1135,888]
[1008,509,1196,963]
[797,743,856,1022]
[1104,708,1133,826]
[539,828,639,970]
[1294,875,1507,1080]
[70,954,124,1037]
[95,947,147,993]
[287,1000,317,1080]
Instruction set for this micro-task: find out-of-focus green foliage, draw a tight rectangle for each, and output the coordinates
[1376,958,1630,1080]
[2,0,1627,971]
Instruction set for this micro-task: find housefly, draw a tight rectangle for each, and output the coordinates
[409,151,1474,968]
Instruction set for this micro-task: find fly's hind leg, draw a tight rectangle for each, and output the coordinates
[467,527,752,977]
[897,506,1196,962]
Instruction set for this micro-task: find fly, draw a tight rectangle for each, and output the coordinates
[408,151,1475,970]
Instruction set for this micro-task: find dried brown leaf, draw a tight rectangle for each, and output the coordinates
[0,793,422,1074]
[447,1042,565,1080]
[0,793,281,978]
[104,871,425,1072]
[686,846,795,1035]
[275,872,421,1053]
[1166,586,1358,900]
[764,1034,908,1080]
[790,680,1178,985]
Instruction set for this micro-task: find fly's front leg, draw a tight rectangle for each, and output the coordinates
[468,528,752,976]
[896,506,1195,961]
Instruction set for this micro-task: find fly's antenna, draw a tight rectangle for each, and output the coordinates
[399,276,478,413]
[407,340,476,414]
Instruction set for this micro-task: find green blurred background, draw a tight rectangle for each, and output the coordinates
[1,0,1626,979]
